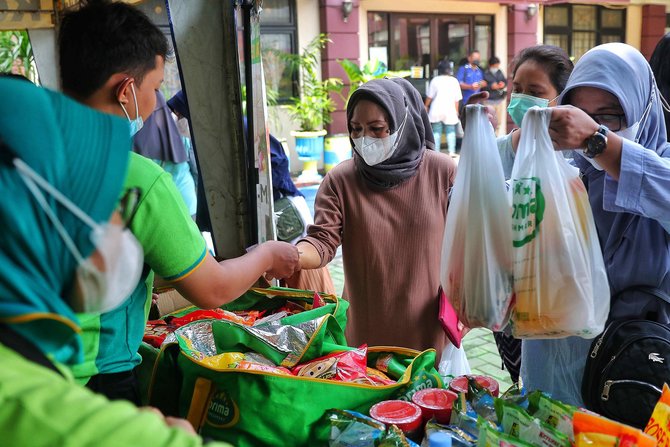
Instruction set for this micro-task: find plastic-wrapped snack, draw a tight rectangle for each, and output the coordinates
[292,346,368,383]
[366,367,396,386]
[477,419,533,447]
[143,319,175,348]
[450,393,484,440]
[235,360,292,376]
[645,384,670,447]
[200,352,245,369]
[327,409,419,447]
[573,411,657,447]
[527,390,576,441]
[495,400,570,447]
[422,421,477,447]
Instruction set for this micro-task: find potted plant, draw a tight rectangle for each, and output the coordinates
[283,34,343,181]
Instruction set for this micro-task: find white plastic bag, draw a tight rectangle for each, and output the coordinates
[509,107,609,339]
[440,104,514,330]
[438,343,471,380]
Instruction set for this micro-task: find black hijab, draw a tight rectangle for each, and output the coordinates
[347,77,434,189]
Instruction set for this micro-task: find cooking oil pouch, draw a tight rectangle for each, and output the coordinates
[645,383,670,447]
[495,399,571,447]
[509,107,609,338]
[527,390,576,441]
[441,104,514,331]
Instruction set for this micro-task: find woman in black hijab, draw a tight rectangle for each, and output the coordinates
[296,77,458,355]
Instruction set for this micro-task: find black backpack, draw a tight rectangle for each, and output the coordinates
[582,286,670,429]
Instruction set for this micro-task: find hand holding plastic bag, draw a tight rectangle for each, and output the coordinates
[440,104,514,330]
[509,106,609,338]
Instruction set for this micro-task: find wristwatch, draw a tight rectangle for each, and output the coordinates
[583,125,609,158]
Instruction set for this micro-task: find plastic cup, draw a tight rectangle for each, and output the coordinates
[370,400,423,438]
[412,388,458,424]
[449,375,500,397]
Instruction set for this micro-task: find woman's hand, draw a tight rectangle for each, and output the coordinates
[460,91,498,130]
[548,105,599,150]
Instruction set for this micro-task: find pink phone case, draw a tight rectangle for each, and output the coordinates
[438,287,462,348]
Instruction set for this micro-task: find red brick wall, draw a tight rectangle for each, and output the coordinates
[320,0,360,135]
[641,4,667,61]
[505,5,539,130]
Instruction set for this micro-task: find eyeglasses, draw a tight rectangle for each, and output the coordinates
[116,188,141,228]
[586,113,626,132]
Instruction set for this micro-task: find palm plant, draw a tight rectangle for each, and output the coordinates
[0,31,37,83]
[282,34,343,132]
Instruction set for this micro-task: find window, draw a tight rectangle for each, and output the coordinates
[260,0,297,102]
[544,5,625,60]
[368,12,494,76]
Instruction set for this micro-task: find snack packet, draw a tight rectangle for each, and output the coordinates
[143,319,175,348]
[574,411,657,447]
[200,351,245,369]
[327,409,419,447]
[495,400,570,447]
[292,345,368,383]
[235,361,292,376]
[527,390,576,441]
[422,421,477,447]
[645,384,670,447]
[477,419,533,447]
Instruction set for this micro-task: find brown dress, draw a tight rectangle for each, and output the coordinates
[301,150,457,354]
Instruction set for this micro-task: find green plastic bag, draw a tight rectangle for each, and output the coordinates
[156,346,442,447]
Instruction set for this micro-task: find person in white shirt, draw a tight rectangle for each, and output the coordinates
[425,61,462,155]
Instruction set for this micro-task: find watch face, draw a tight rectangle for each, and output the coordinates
[585,131,607,158]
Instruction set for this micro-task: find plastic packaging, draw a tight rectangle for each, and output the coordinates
[370,400,424,440]
[429,432,453,447]
[439,344,471,382]
[645,383,670,447]
[509,107,609,338]
[413,388,459,424]
[527,390,576,441]
[573,410,657,447]
[440,104,514,331]
[449,375,499,398]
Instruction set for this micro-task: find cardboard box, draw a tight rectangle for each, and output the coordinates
[149,288,193,319]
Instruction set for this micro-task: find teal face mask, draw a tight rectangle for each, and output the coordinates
[507,93,550,127]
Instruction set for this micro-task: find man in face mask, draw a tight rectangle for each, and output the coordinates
[483,56,508,136]
[456,50,488,106]
[58,0,300,404]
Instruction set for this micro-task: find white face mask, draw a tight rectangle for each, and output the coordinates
[14,158,144,314]
[119,83,144,137]
[352,108,408,166]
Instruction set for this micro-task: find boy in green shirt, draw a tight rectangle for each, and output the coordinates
[58,0,300,403]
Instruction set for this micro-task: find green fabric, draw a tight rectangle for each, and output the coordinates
[0,78,129,365]
[0,343,231,447]
[73,153,207,382]
[150,344,441,447]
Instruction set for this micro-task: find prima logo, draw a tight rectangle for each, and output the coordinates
[649,353,665,364]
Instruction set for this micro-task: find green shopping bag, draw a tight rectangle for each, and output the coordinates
[153,345,442,447]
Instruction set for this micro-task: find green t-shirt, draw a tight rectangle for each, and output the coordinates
[0,342,231,446]
[72,153,207,382]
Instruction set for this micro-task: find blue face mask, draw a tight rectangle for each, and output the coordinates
[507,93,552,127]
[119,83,144,137]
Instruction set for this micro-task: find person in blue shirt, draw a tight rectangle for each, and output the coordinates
[521,43,670,406]
[456,50,487,106]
